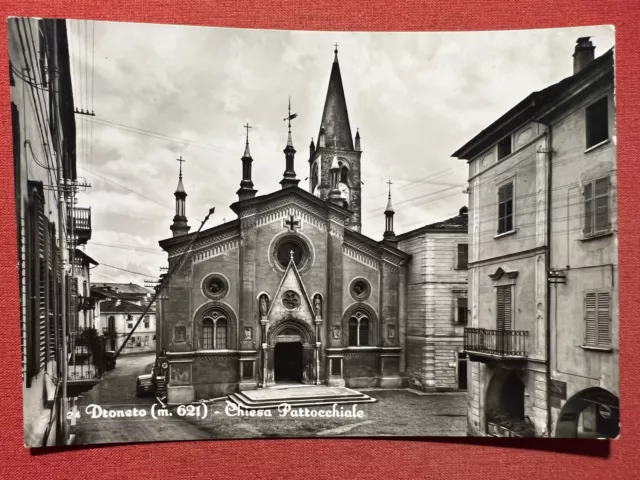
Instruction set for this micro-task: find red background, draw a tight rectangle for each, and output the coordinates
[0,1,638,478]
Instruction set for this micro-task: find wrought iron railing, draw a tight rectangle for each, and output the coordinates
[69,207,91,232]
[67,328,107,381]
[77,296,96,311]
[464,328,528,357]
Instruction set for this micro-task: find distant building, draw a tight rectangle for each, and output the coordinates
[92,283,156,354]
[453,38,617,438]
[396,207,469,392]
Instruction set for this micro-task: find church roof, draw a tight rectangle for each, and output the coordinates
[318,50,354,151]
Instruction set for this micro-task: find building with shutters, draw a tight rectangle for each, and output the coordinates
[10,17,99,446]
[452,38,617,438]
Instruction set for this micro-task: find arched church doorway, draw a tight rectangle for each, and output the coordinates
[556,387,619,439]
[274,341,303,383]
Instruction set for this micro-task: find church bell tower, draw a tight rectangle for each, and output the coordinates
[308,45,362,232]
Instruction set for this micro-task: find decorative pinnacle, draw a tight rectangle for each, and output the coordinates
[289,249,295,261]
[177,155,185,179]
[334,42,339,62]
[243,123,252,157]
[386,179,394,212]
[283,96,298,148]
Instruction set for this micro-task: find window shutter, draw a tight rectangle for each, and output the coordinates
[37,206,47,371]
[457,244,468,269]
[496,286,512,331]
[584,183,593,236]
[584,292,597,347]
[457,297,468,324]
[596,292,611,348]
[594,177,610,234]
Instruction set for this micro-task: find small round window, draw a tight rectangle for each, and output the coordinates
[350,278,371,301]
[274,235,310,270]
[203,274,229,300]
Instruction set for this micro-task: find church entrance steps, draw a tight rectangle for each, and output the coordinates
[227,385,377,410]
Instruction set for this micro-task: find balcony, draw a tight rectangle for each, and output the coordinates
[464,328,528,364]
[68,207,92,246]
[77,296,96,311]
[67,328,107,396]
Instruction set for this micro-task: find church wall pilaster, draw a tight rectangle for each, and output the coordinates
[327,217,344,349]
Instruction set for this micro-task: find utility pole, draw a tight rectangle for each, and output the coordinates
[113,207,216,360]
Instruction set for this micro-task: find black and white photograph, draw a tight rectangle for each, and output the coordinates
[9,17,618,447]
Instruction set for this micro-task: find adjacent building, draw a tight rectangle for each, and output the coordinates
[453,38,617,438]
[10,17,98,447]
[396,207,469,391]
[92,283,157,354]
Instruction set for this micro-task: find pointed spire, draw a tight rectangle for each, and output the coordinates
[171,156,190,237]
[175,155,186,194]
[243,122,252,158]
[383,180,396,243]
[309,137,315,159]
[385,179,394,213]
[280,97,300,189]
[355,128,361,151]
[318,45,354,151]
[237,123,257,200]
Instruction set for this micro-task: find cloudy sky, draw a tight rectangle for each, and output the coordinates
[65,20,614,284]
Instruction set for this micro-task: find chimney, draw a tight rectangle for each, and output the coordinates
[573,37,595,74]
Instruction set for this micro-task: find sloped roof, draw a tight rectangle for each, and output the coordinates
[452,48,614,160]
[92,283,152,296]
[396,207,469,240]
[99,299,153,314]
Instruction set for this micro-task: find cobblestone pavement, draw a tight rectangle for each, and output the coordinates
[184,389,468,439]
[72,353,211,445]
[73,356,467,444]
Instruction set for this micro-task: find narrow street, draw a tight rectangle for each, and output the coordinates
[72,353,211,445]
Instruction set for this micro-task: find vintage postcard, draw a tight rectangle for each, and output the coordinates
[9,17,618,447]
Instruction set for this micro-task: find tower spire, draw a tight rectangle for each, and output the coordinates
[237,123,257,200]
[280,97,300,189]
[318,44,353,150]
[170,156,190,237]
[383,179,396,244]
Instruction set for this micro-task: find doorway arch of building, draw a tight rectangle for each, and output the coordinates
[484,368,535,437]
[556,387,619,439]
[265,318,316,386]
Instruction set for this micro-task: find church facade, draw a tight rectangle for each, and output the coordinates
[157,48,412,404]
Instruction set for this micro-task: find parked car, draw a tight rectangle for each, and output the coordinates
[105,351,116,371]
[136,374,155,397]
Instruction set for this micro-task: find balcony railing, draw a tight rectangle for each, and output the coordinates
[67,328,107,396]
[464,328,528,362]
[68,207,92,246]
[77,296,96,311]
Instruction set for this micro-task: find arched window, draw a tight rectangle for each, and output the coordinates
[359,318,369,346]
[202,318,214,349]
[348,318,358,346]
[202,314,228,350]
[216,318,227,349]
[340,165,349,184]
[348,315,370,346]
